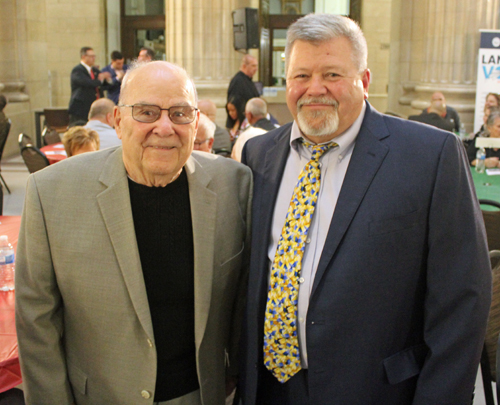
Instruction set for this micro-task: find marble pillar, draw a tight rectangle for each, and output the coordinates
[388,0,500,131]
[165,0,258,127]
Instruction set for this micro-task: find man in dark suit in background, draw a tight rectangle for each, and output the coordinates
[68,47,111,123]
[240,14,491,405]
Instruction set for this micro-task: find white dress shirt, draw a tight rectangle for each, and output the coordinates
[267,102,366,368]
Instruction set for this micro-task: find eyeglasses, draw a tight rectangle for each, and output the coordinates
[119,104,198,125]
[194,139,210,146]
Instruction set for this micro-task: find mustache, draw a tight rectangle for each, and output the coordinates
[297,96,338,109]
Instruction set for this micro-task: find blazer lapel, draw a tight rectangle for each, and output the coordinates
[185,155,217,350]
[96,148,154,341]
[311,105,390,296]
[251,128,292,300]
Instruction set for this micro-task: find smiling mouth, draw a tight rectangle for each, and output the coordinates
[148,145,175,150]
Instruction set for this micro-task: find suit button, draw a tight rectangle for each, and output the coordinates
[147,339,153,347]
[141,390,151,399]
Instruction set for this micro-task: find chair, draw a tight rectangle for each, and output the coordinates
[482,250,500,405]
[41,127,62,146]
[43,108,69,134]
[18,133,33,150]
[20,145,50,174]
[0,119,12,193]
[480,199,500,251]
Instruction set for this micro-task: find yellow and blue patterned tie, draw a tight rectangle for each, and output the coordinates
[264,140,337,383]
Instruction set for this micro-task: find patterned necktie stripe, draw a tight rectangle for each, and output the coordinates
[264,140,337,383]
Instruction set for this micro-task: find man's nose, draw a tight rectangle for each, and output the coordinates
[307,75,328,96]
[152,110,175,135]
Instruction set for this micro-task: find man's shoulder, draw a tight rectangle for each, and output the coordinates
[101,64,112,73]
[71,63,85,73]
[190,151,251,179]
[32,147,121,186]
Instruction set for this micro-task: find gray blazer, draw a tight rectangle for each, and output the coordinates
[15,147,252,405]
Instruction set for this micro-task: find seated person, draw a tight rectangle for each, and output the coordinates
[408,96,455,132]
[419,91,460,131]
[485,92,500,109]
[467,109,500,167]
[62,126,100,157]
[465,106,500,149]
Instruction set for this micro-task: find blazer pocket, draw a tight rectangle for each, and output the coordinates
[369,210,420,237]
[67,363,88,396]
[383,343,428,385]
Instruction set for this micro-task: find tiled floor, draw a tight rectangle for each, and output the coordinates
[1,155,30,216]
[0,155,495,404]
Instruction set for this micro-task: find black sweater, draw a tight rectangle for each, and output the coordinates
[128,170,199,401]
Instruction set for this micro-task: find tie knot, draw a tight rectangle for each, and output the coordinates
[302,140,338,160]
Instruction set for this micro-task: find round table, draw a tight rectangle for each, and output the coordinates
[40,142,67,165]
[0,216,22,393]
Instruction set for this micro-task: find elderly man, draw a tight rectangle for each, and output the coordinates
[197,99,231,153]
[16,61,252,405]
[137,47,155,62]
[240,14,491,405]
[231,98,270,162]
[193,113,215,153]
[420,91,460,132]
[68,47,111,123]
[101,50,128,104]
[85,98,121,149]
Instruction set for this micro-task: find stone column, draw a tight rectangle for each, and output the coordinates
[388,0,500,131]
[165,0,258,127]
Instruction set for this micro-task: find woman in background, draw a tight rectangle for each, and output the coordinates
[468,109,500,167]
[226,95,249,143]
[62,126,100,157]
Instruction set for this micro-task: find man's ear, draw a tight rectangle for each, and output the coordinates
[113,106,122,139]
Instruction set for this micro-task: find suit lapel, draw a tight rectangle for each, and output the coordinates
[185,155,217,350]
[311,105,390,296]
[253,128,291,290]
[96,148,154,340]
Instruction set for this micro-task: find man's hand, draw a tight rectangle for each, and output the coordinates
[485,156,499,168]
[98,72,111,82]
[116,70,125,81]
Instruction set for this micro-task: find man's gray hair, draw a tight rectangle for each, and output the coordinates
[198,113,216,139]
[119,61,198,105]
[245,97,267,118]
[285,14,367,74]
[486,109,500,129]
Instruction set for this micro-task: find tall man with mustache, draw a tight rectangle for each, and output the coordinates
[240,14,491,405]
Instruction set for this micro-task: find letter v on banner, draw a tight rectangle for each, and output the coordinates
[474,30,500,132]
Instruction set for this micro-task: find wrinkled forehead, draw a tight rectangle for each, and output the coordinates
[124,65,196,104]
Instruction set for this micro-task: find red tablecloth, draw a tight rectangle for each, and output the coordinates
[0,216,22,392]
[40,142,67,164]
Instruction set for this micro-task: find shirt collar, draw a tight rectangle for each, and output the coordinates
[290,101,367,157]
[81,61,92,74]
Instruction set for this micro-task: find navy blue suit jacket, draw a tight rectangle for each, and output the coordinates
[240,102,491,404]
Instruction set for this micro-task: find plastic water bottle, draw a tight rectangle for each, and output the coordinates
[0,235,15,291]
[476,147,486,174]
[459,123,467,140]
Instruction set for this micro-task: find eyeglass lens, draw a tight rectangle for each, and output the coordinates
[132,105,196,124]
